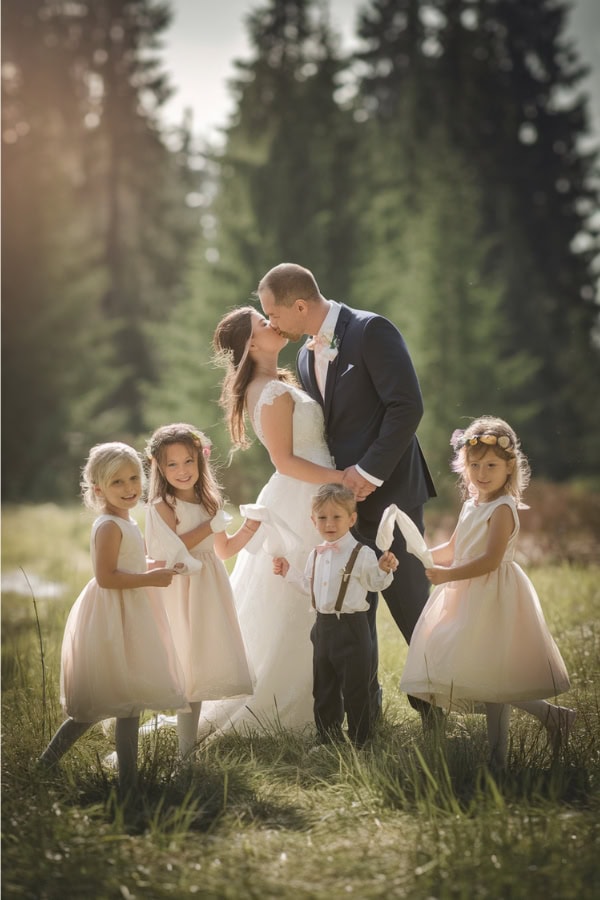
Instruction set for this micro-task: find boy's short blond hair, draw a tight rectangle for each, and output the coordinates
[311,483,356,515]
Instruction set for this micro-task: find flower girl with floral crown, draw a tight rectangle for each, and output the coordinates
[400,416,575,767]
[144,423,257,757]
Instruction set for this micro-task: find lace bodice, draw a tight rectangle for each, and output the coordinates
[252,380,333,468]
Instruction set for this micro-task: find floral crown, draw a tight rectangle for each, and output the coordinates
[146,428,212,461]
[451,429,513,452]
[189,429,212,458]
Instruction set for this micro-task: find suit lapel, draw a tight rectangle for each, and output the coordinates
[297,341,323,407]
[323,305,352,425]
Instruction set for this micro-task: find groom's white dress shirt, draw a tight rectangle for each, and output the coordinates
[313,300,340,397]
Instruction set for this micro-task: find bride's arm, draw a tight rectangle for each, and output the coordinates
[260,391,343,484]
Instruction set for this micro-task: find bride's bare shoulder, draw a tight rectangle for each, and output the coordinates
[246,376,272,406]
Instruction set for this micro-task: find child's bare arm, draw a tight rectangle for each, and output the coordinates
[429,527,458,565]
[155,499,213,550]
[426,505,513,585]
[95,521,178,589]
[214,518,261,560]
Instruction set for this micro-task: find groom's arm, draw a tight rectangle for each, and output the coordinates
[355,315,424,482]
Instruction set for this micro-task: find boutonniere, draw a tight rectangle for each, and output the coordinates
[306,332,340,363]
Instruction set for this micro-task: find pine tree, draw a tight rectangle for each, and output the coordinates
[76,0,199,434]
[209,0,360,345]
[438,0,600,477]
[2,0,201,499]
[352,0,600,479]
[2,0,109,498]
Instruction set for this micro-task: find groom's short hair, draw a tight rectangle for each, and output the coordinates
[258,262,321,306]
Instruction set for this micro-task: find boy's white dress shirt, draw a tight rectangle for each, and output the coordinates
[284,531,393,615]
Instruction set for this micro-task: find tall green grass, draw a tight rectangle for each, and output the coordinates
[2,504,599,899]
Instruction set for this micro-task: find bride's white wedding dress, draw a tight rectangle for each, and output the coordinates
[195,379,334,736]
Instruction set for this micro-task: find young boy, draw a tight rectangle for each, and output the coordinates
[273,484,398,748]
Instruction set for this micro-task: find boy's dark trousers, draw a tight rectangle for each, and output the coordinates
[310,610,372,748]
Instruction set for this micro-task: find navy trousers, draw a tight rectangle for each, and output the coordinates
[311,610,372,747]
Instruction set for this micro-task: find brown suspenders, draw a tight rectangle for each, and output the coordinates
[310,542,364,613]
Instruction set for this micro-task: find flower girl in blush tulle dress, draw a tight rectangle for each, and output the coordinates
[39,443,186,793]
[144,423,256,757]
[400,416,575,767]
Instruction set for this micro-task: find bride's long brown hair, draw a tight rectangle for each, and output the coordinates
[213,306,296,452]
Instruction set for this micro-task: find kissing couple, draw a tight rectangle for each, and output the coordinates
[196,261,437,740]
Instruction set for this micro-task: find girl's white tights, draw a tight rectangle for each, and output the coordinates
[485,703,511,767]
[39,716,140,792]
[484,700,576,768]
[513,700,576,740]
[177,701,202,758]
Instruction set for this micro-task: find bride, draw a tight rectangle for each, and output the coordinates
[197,306,343,737]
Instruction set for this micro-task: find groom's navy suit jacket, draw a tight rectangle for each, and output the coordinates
[297,303,436,536]
[298,303,436,714]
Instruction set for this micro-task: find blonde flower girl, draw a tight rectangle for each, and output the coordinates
[39,443,186,793]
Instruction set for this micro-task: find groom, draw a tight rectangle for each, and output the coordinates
[258,262,437,724]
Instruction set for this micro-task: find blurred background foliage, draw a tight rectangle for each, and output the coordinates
[2,0,599,506]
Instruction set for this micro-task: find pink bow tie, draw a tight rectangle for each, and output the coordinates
[316,541,342,553]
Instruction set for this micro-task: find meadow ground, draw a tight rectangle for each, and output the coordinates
[1,500,599,899]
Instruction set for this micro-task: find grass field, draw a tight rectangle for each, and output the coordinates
[2,503,599,899]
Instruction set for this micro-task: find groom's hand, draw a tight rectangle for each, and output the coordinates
[342,466,376,501]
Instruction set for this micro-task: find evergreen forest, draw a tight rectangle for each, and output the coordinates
[3,0,599,505]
